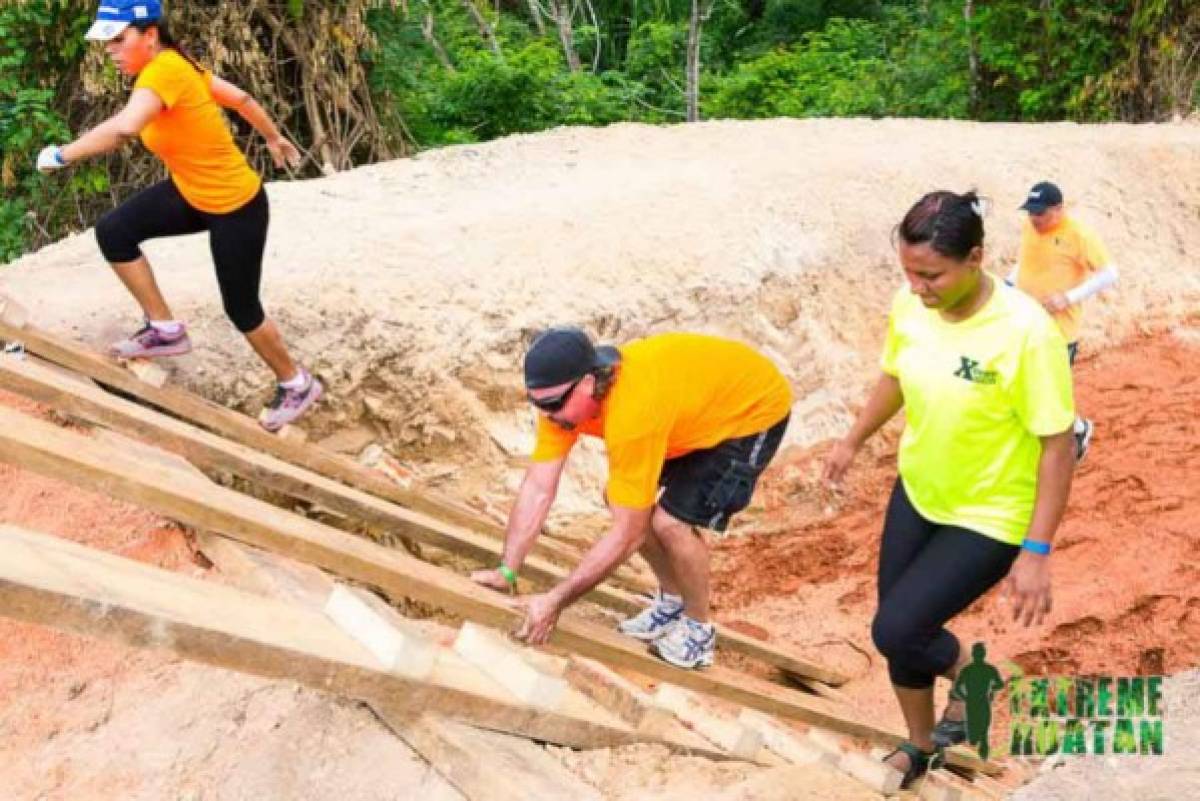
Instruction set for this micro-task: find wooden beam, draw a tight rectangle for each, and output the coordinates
[0,313,504,536]
[0,311,654,594]
[0,356,644,610]
[653,683,763,760]
[0,523,650,752]
[453,622,569,710]
[0,406,975,766]
[0,354,849,687]
[738,709,840,767]
[386,712,604,801]
[839,751,903,796]
[324,584,440,677]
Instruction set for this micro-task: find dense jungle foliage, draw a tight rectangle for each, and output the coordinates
[2,0,1197,262]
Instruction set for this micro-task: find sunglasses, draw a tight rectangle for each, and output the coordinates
[527,377,583,413]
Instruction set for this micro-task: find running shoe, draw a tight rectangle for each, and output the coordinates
[1074,418,1094,463]
[259,369,323,432]
[110,320,192,359]
[651,615,716,670]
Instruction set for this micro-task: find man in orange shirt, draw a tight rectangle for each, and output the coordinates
[1012,181,1118,462]
[471,328,792,669]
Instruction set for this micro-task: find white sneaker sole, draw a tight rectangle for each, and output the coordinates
[618,625,674,642]
[651,645,714,670]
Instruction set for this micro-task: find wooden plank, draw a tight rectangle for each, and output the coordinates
[0,312,652,592]
[324,584,439,677]
[120,357,169,388]
[387,713,603,801]
[654,684,764,760]
[738,709,841,767]
[0,406,974,766]
[0,354,653,620]
[0,523,650,752]
[453,622,569,711]
[840,751,903,796]
[563,655,669,729]
[0,354,850,687]
[192,533,736,768]
[195,532,333,609]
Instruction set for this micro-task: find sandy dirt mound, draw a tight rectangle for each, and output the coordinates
[3,118,1199,514]
[3,118,1200,796]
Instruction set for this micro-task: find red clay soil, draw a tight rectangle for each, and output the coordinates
[0,390,200,760]
[712,330,1200,729]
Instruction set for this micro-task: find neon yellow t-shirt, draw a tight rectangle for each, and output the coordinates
[881,280,1074,545]
[531,333,793,508]
[1016,215,1112,342]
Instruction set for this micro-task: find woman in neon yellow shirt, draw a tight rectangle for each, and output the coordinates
[825,190,1075,786]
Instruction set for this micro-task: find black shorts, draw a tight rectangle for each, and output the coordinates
[656,415,789,532]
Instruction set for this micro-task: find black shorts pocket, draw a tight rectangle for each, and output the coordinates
[705,460,759,517]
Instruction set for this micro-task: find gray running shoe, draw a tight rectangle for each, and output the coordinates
[260,370,323,432]
[617,591,684,641]
[651,615,716,669]
[110,321,192,359]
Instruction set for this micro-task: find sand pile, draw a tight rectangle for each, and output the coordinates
[3,118,1198,513]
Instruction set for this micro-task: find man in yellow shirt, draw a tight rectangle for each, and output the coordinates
[1012,181,1119,462]
[471,328,792,669]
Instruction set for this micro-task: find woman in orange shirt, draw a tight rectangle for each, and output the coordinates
[36,0,321,432]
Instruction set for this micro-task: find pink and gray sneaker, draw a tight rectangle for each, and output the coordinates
[259,369,323,432]
[110,321,192,359]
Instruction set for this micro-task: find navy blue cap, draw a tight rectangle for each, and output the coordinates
[524,327,619,389]
[1019,181,1064,214]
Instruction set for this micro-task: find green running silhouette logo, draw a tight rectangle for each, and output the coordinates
[954,642,1006,760]
[959,643,1168,758]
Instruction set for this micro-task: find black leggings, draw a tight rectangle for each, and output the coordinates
[871,479,1019,689]
[95,179,269,333]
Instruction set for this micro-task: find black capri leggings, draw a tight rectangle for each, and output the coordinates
[95,179,269,333]
[871,479,1019,689]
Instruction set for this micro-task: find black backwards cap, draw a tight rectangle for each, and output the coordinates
[523,327,620,389]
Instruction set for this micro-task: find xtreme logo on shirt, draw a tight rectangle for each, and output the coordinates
[954,356,999,385]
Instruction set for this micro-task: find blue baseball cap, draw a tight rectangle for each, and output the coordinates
[85,0,163,42]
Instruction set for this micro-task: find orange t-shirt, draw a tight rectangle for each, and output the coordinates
[530,333,793,508]
[1016,215,1112,342]
[134,50,261,214]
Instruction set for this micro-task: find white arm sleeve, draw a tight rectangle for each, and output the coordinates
[1065,264,1118,305]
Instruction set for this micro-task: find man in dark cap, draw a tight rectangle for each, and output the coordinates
[471,327,792,669]
[1011,181,1119,463]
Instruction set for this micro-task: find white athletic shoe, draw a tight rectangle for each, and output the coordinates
[651,615,716,670]
[617,591,683,641]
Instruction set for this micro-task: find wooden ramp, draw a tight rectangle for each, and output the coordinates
[0,523,665,752]
[0,354,846,688]
[0,313,1002,780]
[0,307,652,595]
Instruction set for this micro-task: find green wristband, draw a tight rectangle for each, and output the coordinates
[497,563,517,587]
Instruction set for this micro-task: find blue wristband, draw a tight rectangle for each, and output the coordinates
[1021,539,1052,556]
